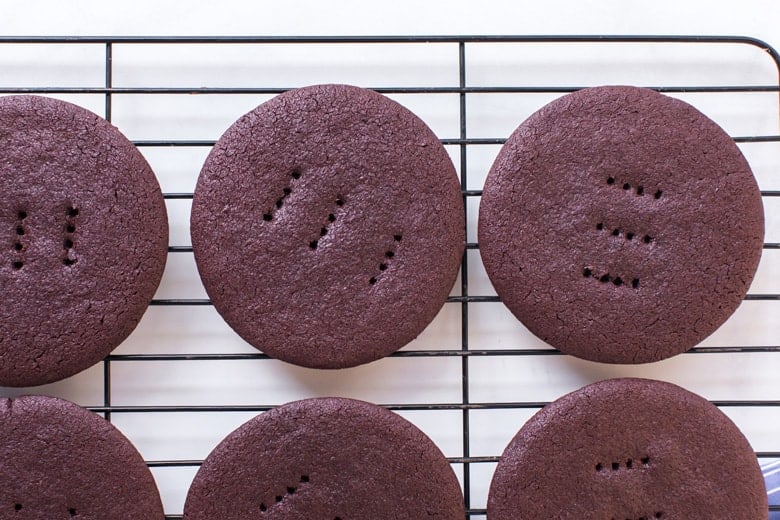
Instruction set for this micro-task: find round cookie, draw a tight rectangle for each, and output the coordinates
[1,395,164,518]
[0,95,168,386]
[478,86,763,363]
[488,378,767,519]
[191,84,464,368]
[183,397,464,519]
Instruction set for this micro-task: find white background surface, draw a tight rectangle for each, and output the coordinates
[2,1,780,517]
[0,0,778,43]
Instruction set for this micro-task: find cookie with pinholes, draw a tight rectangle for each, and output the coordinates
[0,395,164,519]
[488,378,767,519]
[478,86,763,363]
[183,397,465,519]
[0,95,168,386]
[190,84,464,368]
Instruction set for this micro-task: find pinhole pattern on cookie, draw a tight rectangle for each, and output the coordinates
[582,267,639,290]
[259,475,311,514]
[605,176,662,199]
[263,168,302,222]
[595,456,651,472]
[309,195,346,250]
[599,456,660,520]
[369,234,402,285]
[10,503,80,516]
[595,222,653,244]
[63,205,79,267]
[586,177,663,292]
[11,209,27,270]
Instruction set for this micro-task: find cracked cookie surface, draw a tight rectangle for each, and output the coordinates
[184,397,465,520]
[0,395,164,518]
[478,86,763,363]
[0,95,168,386]
[488,378,767,519]
[191,84,464,369]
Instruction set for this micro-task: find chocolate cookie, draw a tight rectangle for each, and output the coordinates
[1,395,164,518]
[478,86,763,363]
[488,378,767,519]
[0,95,168,386]
[191,84,464,368]
[183,397,464,519]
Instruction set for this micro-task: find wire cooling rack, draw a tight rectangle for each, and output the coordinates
[1,35,780,518]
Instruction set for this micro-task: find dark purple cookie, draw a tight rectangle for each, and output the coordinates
[183,397,464,519]
[0,95,168,387]
[191,84,464,368]
[1,395,164,518]
[488,378,767,519]
[478,86,763,363]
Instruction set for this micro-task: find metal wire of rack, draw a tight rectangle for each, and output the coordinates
[1,35,780,518]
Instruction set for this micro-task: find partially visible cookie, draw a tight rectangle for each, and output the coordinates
[190,84,464,369]
[478,86,763,363]
[0,95,168,386]
[0,395,164,518]
[488,378,767,519]
[183,397,465,519]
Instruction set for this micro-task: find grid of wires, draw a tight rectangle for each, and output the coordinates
[1,35,779,518]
